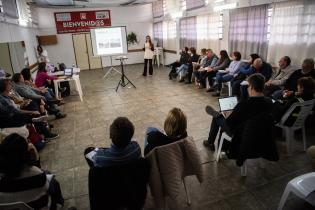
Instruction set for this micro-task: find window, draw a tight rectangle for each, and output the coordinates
[2,0,19,19]
[266,8,273,41]
[153,22,163,47]
[163,20,177,50]
[179,16,197,49]
[17,0,32,26]
[152,0,164,18]
[186,0,205,11]
[218,13,223,39]
[0,0,3,13]
[181,0,186,11]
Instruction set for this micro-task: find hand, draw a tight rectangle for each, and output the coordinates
[207,67,213,72]
[283,90,294,98]
[41,88,48,93]
[223,111,232,118]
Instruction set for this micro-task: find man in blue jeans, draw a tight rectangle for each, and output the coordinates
[203,73,273,151]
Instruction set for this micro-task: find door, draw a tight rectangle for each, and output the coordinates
[86,33,102,69]
[72,33,102,70]
[0,43,14,74]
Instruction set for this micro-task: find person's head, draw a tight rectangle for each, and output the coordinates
[37,45,43,54]
[184,47,189,52]
[164,108,187,138]
[232,51,241,61]
[302,58,315,72]
[278,56,291,69]
[12,73,24,83]
[38,62,47,72]
[201,48,207,56]
[0,79,12,94]
[247,73,265,96]
[252,58,263,70]
[110,117,134,148]
[219,50,229,60]
[206,49,214,58]
[190,47,196,55]
[0,133,30,178]
[249,54,260,64]
[297,77,315,96]
[21,68,32,81]
[145,35,151,43]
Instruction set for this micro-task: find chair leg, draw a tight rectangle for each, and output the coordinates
[183,178,191,205]
[277,185,291,210]
[216,134,224,162]
[285,128,292,155]
[228,82,232,96]
[241,161,247,177]
[302,126,307,151]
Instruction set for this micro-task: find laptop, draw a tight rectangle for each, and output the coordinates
[218,96,238,112]
[64,68,73,77]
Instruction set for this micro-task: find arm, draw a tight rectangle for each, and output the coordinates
[271,68,297,86]
[240,65,254,75]
[212,59,231,71]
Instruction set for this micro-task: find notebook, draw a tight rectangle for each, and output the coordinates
[218,96,238,112]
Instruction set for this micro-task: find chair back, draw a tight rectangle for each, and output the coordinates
[88,158,150,210]
[0,202,34,210]
[279,99,315,128]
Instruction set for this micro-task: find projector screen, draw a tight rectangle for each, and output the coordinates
[91,26,128,56]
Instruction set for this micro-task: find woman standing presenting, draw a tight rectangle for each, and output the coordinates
[143,35,154,76]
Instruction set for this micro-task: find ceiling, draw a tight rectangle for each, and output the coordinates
[32,0,158,7]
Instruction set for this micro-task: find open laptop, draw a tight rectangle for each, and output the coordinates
[218,96,238,112]
[64,68,73,77]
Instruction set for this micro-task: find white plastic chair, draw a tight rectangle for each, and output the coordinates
[215,131,247,176]
[0,201,34,210]
[278,172,315,210]
[276,99,315,154]
[222,81,232,96]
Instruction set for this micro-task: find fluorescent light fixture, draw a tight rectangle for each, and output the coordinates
[214,0,224,2]
[214,3,237,11]
[170,11,183,19]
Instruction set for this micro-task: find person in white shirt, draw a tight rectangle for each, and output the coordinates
[37,45,50,63]
[142,35,154,76]
[211,51,243,96]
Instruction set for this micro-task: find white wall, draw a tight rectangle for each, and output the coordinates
[0,22,38,68]
[35,4,153,68]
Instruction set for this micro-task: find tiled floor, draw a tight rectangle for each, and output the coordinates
[39,64,315,210]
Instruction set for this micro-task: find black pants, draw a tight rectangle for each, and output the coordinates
[186,65,193,82]
[143,59,153,76]
[169,61,181,76]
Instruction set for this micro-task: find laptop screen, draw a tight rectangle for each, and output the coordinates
[64,68,73,76]
[218,96,238,112]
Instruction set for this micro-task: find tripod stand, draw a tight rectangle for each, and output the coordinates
[115,56,136,92]
[102,56,122,79]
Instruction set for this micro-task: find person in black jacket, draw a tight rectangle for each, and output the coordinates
[169,47,190,80]
[144,107,188,155]
[185,47,200,84]
[203,73,273,151]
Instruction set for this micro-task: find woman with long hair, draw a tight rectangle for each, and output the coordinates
[143,35,154,76]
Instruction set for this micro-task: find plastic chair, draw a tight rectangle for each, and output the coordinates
[0,201,34,210]
[276,99,315,154]
[222,81,232,96]
[278,172,315,210]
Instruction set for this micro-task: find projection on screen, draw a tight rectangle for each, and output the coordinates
[91,27,128,56]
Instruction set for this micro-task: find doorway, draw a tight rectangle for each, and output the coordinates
[72,33,102,70]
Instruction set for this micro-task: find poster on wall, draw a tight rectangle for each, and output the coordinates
[54,10,111,34]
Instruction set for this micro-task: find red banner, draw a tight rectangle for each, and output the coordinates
[54,10,111,34]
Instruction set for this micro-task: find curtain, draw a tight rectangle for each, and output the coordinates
[196,13,220,54]
[152,0,164,18]
[229,5,268,60]
[186,0,205,11]
[2,0,19,19]
[180,16,197,49]
[153,22,163,47]
[163,20,177,50]
[267,0,315,66]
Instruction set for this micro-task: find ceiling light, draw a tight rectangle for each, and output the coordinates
[213,3,237,11]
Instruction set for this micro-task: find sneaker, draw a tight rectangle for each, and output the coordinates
[142,73,147,77]
[45,133,59,141]
[32,115,49,122]
[55,113,67,119]
[178,78,185,82]
[203,140,215,151]
[205,105,220,118]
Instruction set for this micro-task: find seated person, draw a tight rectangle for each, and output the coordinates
[231,53,260,97]
[273,77,315,126]
[238,58,272,101]
[169,47,190,80]
[204,50,231,91]
[191,48,207,83]
[194,49,219,88]
[180,47,199,83]
[264,56,297,98]
[12,73,66,119]
[0,133,66,210]
[144,107,188,155]
[274,58,315,100]
[0,68,11,78]
[209,51,243,96]
[203,73,273,151]
[84,117,141,167]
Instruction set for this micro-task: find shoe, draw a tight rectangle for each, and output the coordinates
[142,73,147,77]
[55,113,67,119]
[32,115,49,122]
[185,81,192,84]
[169,76,172,80]
[148,74,153,77]
[212,92,221,97]
[49,124,54,129]
[205,105,220,118]
[47,99,61,105]
[198,85,205,89]
[206,87,215,92]
[203,140,215,151]
[57,101,66,106]
[178,78,185,83]
[45,133,59,141]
